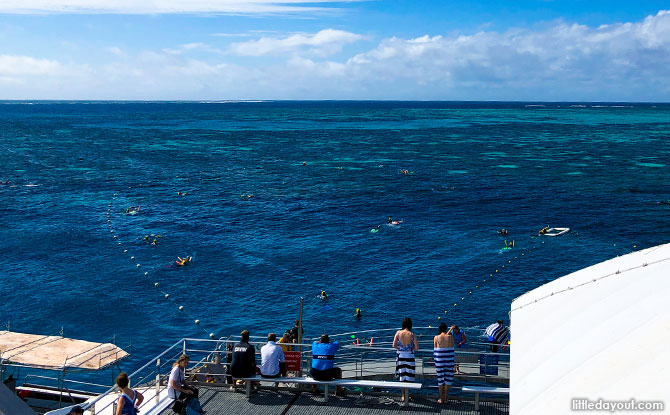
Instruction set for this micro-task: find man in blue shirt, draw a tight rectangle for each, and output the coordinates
[311,334,344,395]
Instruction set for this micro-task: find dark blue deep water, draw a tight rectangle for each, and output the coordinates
[1,101,669,372]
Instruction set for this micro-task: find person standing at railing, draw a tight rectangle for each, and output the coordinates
[168,354,206,415]
[485,320,509,352]
[115,372,144,415]
[393,317,419,403]
[287,320,302,344]
[451,325,467,374]
[433,323,455,404]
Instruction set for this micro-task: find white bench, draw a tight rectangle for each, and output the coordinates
[235,376,422,405]
[461,385,509,411]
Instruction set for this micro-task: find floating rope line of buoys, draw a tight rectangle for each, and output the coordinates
[432,239,644,326]
[107,192,216,339]
[429,241,544,328]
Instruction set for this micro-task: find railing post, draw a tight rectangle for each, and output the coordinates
[155,358,161,403]
[298,297,303,377]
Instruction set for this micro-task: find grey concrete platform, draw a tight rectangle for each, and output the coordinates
[186,387,509,415]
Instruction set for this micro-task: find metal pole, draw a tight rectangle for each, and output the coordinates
[155,358,161,403]
[298,297,303,345]
[298,297,304,376]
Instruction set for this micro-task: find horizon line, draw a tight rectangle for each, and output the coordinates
[1,99,669,104]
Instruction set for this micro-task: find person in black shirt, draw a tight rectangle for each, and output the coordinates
[287,320,302,343]
[230,330,257,380]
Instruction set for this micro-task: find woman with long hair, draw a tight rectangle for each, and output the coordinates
[168,354,206,414]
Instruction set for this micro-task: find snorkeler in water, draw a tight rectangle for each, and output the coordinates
[319,290,328,300]
[176,256,192,266]
[125,206,141,215]
[355,308,362,319]
[144,234,162,244]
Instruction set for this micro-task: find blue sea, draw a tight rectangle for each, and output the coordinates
[1,101,669,373]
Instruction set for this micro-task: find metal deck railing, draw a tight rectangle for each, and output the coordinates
[52,327,508,414]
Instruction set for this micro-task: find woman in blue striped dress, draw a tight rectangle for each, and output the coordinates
[393,317,419,402]
[433,323,455,404]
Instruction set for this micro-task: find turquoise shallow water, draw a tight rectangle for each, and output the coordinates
[1,101,669,372]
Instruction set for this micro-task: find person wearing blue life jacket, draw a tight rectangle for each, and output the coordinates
[452,326,467,348]
[451,325,467,374]
[115,372,144,415]
[311,334,345,396]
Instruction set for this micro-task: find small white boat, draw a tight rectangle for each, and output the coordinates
[541,227,570,237]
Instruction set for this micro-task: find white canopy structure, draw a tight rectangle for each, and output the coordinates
[0,331,128,370]
[510,243,670,415]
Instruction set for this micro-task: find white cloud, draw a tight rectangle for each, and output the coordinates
[327,10,670,99]
[211,33,252,38]
[0,55,65,76]
[0,0,361,15]
[163,43,225,55]
[229,29,363,57]
[3,11,670,101]
[107,47,124,56]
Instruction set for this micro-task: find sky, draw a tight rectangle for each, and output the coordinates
[0,0,669,101]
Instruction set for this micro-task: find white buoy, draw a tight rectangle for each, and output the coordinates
[154,283,159,287]
[209,333,215,338]
[165,294,170,299]
[144,272,148,276]
[179,306,184,311]
[124,249,128,253]
[113,236,117,239]
[136,264,140,268]
[195,320,200,324]
[131,256,135,260]
[118,242,121,245]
